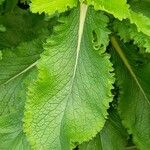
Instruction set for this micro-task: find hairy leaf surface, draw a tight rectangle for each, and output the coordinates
[111,40,150,150]
[24,5,114,150]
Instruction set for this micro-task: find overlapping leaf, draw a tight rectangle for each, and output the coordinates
[111,40,150,150]
[24,5,114,150]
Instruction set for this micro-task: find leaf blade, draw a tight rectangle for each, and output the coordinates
[24,6,114,150]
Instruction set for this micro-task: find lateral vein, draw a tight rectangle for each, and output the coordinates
[1,61,37,86]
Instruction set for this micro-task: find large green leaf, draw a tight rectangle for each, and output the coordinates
[24,5,114,150]
[79,109,128,150]
[30,0,77,15]
[111,37,150,150]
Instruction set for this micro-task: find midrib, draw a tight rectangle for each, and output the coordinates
[72,3,88,81]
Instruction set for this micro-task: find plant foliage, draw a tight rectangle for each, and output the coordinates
[0,0,149,150]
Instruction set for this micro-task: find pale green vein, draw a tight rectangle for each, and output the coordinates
[72,3,88,80]
[111,36,150,106]
[1,61,37,86]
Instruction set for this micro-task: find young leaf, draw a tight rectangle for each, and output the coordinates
[111,38,150,150]
[24,5,114,150]
[79,109,128,150]
[30,0,77,15]
[113,20,150,53]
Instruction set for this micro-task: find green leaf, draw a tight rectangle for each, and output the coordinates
[0,39,45,149]
[113,20,150,53]
[111,37,150,150]
[79,109,128,150]
[24,5,114,150]
[86,0,130,20]
[30,0,77,15]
